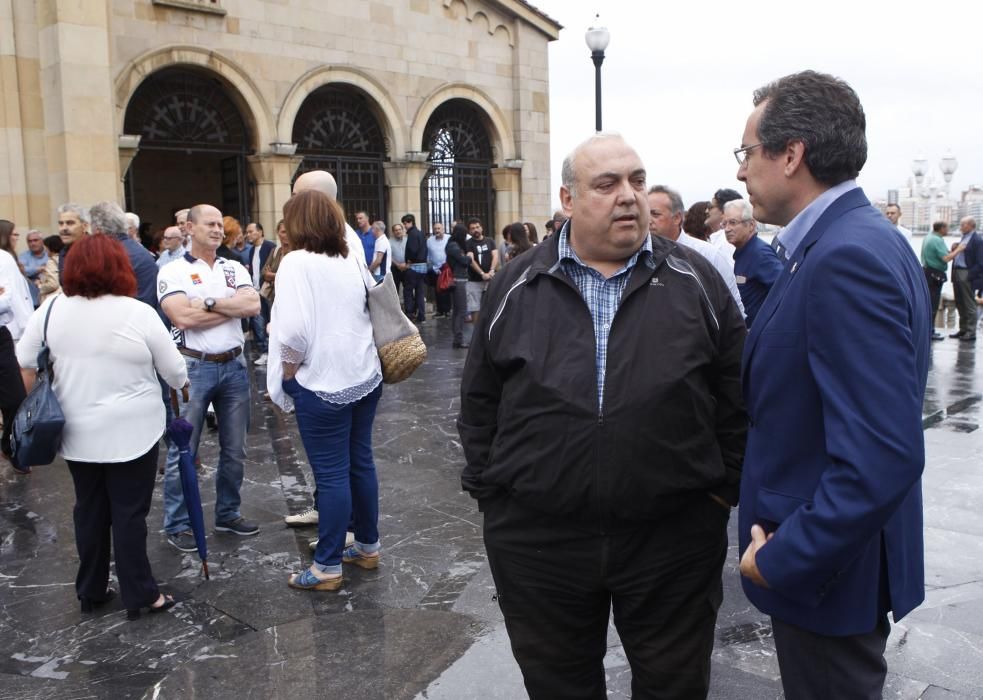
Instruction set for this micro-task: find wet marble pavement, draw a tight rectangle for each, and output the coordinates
[2,319,983,699]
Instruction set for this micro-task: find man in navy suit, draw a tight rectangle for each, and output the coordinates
[735,71,930,699]
[244,222,275,365]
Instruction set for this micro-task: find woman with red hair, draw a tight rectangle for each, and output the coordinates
[16,234,188,620]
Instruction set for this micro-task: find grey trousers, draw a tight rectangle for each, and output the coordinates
[952,268,976,336]
[771,616,890,700]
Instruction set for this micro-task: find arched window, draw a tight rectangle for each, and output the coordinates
[421,100,494,233]
[123,67,254,227]
[292,86,388,222]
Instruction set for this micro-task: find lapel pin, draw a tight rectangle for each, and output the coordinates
[790,261,798,274]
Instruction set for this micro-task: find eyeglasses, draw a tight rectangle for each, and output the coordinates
[733,143,762,165]
[721,218,752,228]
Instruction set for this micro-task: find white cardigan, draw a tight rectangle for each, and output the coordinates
[16,294,188,463]
[267,249,381,412]
[0,249,35,339]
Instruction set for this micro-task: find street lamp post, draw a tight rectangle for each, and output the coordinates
[585,16,610,133]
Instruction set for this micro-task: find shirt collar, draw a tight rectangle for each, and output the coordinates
[775,179,858,258]
[557,223,652,274]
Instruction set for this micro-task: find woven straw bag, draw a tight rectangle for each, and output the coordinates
[364,271,427,383]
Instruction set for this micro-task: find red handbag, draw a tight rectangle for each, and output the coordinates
[437,262,455,292]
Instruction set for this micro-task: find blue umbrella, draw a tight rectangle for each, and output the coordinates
[169,388,209,579]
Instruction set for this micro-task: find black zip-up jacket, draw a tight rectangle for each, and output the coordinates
[457,231,748,525]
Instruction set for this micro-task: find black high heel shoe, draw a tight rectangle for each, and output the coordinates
[79,588,116,614]
[126,594,176,621]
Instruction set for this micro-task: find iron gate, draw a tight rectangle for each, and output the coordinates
[292,86,388,223]
[420,99,495,234]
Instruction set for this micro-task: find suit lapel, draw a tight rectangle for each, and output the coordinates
[742,187,871,393]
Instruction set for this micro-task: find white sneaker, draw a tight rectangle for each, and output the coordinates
[284,507,318,527]
[254,353,268,366]
[308,532,356,551]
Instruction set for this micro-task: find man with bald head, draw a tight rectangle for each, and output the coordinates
[157,226,186,269]
[459,133,746,698]
[157,204,262,551]
[292,170,365,264]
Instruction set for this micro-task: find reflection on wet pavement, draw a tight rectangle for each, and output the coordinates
[1,322,982,698]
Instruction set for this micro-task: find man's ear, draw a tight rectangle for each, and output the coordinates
[784,140,807,178]
[559,186,574,215]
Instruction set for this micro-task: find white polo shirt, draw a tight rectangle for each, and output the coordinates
[157,252,252,353]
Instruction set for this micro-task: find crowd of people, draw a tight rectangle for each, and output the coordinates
[3,66,983,699]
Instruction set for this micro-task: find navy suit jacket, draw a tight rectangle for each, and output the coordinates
[739,187,930,636]
[964,230,983,292]
[247,239,275,280]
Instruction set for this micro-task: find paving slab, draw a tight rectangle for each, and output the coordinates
[2,320,983,698]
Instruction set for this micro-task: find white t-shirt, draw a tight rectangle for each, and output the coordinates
[708,230,736,265]
[675,232,746,318]
[156,253,252,353]
[16,294,188,462]
[371,235,391,277]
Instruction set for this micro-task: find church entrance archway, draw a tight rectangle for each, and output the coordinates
[291,85,388,224]
[420,99,494,233]
[123,67,254,234]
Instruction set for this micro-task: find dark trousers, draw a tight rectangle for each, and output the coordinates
[924,268,944,332]
[248,295,269,353]
[0,326,26,458]
[482,495,729,700]
[391,265,405,296]
[68,444,161,611]
[953,268,976,336]
[451,280,468,344]
[772,616,890,700]
[425,270,453,314]
[403,268,427,321]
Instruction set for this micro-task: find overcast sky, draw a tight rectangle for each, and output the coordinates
[531,0,983,213]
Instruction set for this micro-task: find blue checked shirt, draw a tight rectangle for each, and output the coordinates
[557,228,652,410]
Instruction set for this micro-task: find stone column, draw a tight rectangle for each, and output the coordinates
[246,152,303,238]
[1,0,49,233]
[117,134,141,204]
[36,0,119,217]
[383,159,431,226]
[492,164,523,241]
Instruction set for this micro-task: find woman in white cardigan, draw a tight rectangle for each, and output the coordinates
[17,234,188,619]
[268,189,383,591]
[0,219,34,472]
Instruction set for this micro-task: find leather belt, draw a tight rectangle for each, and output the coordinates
[179,346,242,363]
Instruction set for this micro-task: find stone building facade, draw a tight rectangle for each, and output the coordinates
[0,0,560,242]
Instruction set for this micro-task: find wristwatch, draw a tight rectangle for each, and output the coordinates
[204,297,216,312]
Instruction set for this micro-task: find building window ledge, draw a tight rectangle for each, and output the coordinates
[152,0,227,16]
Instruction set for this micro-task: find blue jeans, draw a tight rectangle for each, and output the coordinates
[283,378,382,571]
[163,355,251,534]
[248,296,269,353]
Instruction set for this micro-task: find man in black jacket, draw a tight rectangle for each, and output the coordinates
[401,213,427,322]
[458,133,747,699]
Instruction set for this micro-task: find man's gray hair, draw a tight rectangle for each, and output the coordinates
[125,212,140,230]
[175,208,190,222]
[647,185,685,215]
[88,201,128,236]
[561,132,626,198]
[57,202,89,225]
[371,221,386,234]
[723,198,754,221]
